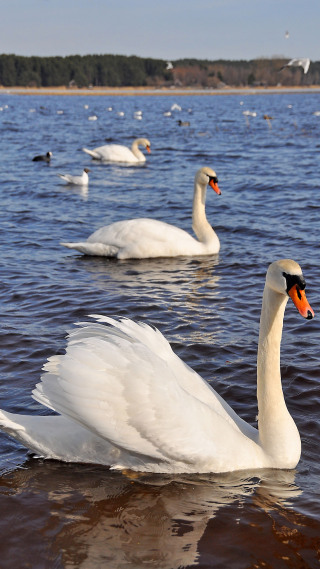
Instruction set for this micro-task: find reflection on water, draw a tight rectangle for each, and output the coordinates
[0,461,312,569]
[67,254,222,346]
[72,253,220,295]
[57,184,89,201]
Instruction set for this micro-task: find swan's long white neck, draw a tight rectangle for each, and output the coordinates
[257,286,301,467]
[131,140,144,160]
[192,178,218,245]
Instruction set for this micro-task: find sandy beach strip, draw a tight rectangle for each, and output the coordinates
[1,85,320,96]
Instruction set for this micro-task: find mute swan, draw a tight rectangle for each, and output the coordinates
[82,138,151,163]
[32,151,52,162]
[0,260,314,473]
[61,167,221,259]
[58,168,90,186]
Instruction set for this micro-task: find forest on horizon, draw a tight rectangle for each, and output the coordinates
[0,53,319,89]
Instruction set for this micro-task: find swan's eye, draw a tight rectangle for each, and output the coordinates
[283,272,306,294]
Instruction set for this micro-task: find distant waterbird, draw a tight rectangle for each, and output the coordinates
[280,58,310,74]
[58,168,90,186]
[263,114,273,129]
[242,110,257,117]
[242,110,257,127]
[82,138,151,164]
[32,151,52,163]
[171,103,182,111]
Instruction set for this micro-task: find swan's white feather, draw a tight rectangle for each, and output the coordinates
[0,410,132,466]
[83,144,139,162]
[25,316,260,472]
[82,138,150,164]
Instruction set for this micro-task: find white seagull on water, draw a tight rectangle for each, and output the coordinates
[58,168,90,186]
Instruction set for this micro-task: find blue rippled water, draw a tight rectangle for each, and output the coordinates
[0,91,319,568]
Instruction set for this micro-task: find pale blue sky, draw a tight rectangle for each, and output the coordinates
[0,0,319,61]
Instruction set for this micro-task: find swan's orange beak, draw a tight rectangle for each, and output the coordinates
[146,145,151,153]
[288,285,314,319]
[209,179,221,195]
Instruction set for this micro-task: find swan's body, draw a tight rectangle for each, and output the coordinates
[82,137,151,163]
[0,260,314,473]
[61,167,221,259]
[58,168,90,186]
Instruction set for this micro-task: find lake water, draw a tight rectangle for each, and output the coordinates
[0,91,320,568]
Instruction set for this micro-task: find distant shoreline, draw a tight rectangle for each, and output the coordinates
[1,85,320,96]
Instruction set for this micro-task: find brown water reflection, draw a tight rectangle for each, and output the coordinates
[1,461,319,569]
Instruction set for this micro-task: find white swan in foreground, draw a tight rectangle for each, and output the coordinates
[61,167,221,259]
[58,168,90,186]
[82,137,151,163]
[0,260,314,473]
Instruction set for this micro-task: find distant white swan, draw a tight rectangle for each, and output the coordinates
[0,260,314,473]
[61,166,221,258]
[82,137,151,163]
[58,168,90,186]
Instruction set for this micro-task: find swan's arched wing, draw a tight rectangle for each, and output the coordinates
[94,144,136,162]
[88,219,190,245]
[87,219,199,258]
[32,317,251,468]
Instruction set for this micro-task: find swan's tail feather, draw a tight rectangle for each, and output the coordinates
[0,409,25,435]
[0,409,122,464]
[60,242,119,256]
[82,148,100,159]
[58,174,70,182]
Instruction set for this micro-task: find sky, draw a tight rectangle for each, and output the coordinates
[0,0,319,62]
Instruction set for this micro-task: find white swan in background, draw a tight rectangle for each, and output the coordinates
[0,260,314,473]
[58,168,90,186]
[61,167,221,259]
[82,137,151,164]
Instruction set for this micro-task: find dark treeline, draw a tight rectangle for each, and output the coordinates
[0,54,168,88]
[0,53,320,88]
